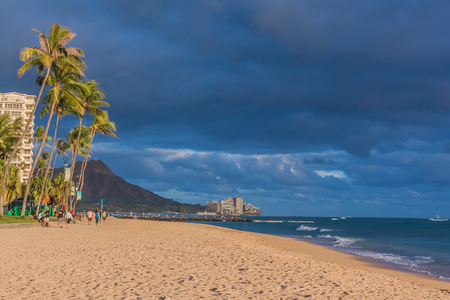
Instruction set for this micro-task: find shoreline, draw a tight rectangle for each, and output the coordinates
[1,218,449,299]
[254,231,450,291]
[290,235,450,284]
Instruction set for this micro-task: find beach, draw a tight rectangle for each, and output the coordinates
[1,218,449,299]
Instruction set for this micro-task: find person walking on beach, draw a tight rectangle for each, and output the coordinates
[102,211,107,223]
[65,210,73,228]
[57,208,64,228]
[43,207,50,227]
[95,210,99,225]
[37,211,44,226]
[87,209,93,225]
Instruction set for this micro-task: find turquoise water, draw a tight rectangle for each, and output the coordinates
[193,216,450,280]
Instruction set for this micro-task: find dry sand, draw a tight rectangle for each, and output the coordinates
[1,218,449,299]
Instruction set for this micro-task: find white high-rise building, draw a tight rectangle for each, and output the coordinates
[0,92,36,182]
[233,196,244,214]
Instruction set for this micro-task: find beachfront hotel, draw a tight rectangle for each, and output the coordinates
[0,92,36,182]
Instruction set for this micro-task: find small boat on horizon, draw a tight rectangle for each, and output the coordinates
[429,214,448,222]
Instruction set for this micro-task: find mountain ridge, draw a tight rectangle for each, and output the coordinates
[53,159,204,212]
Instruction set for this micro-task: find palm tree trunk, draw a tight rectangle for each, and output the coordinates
[0,68,50,215]
[36,113,60,213]
[68,118,83,211]
[79,130,95,192]
[73,130,95,213]
[21,100,56,216]
[49,145,58,180]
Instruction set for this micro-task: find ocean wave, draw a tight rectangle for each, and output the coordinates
[319,235,361,247]
[319,228,333,232]
[340,249,434,267]
[296,225,318,231]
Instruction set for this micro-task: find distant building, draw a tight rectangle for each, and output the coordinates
[221,198,235,214]
[206,196,260,215]
[233,196,243,214]
[0,92,36,182]
[205,200,220,213]
[244,203,260,215]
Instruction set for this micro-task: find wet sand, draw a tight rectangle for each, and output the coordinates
[1,218,449,299]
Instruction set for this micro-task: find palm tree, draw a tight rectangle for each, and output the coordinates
[48,173,65,208]
[71,130,93,213]
[64,126,90,211]
[1,23,86,210]
[67,80,108,205]
[22,61,84,215]
[78,112,117,193]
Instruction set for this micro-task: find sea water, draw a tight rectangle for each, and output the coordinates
[196,216,450,280]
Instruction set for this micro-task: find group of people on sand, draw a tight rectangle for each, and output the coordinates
[56,208,74,228]
[35,207,107,227]
[36,207,73,228]
[86,209,107,225]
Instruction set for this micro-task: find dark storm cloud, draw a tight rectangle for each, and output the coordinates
[83,0,450,159]
[2,0,450,216]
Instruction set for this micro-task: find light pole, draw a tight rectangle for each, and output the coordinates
[63,158,68,212]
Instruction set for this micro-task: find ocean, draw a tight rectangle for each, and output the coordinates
[193,216,450,281]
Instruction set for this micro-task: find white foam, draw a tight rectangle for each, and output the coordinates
[319,228,333,232]
[296,225,318,231]
[319,235,361,247]
[336,249,434,268]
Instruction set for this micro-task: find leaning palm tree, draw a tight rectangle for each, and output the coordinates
[22,60,84,214]
[1,23,86,211]
[34,91,82,212]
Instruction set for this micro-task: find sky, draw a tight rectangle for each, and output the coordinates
[2,0,450,217]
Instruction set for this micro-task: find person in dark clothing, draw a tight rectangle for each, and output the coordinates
[43,208,50,227]
[57,208,64,228]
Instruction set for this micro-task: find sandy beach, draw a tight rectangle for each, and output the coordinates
[1,218,449,299]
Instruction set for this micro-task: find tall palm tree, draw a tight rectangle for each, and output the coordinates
[78,112,117,193]
[1,23,86,209]
[67,80,108,205]
[24,65,85,216]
